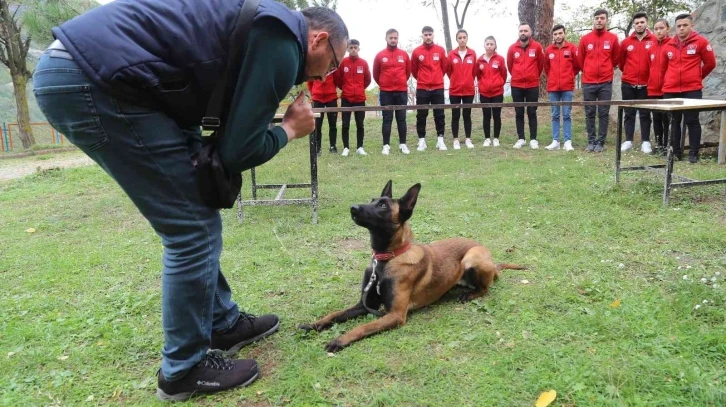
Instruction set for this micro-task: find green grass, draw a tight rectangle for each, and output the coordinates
[1,109,725,406]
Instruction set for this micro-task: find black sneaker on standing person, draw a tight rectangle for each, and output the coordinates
[210,313,280,355]
[329,145,338,154]
[156,352,259,402]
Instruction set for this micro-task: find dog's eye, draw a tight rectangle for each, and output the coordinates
[378,203,387,209]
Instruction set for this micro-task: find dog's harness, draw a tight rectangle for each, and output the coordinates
[362,242,412,316]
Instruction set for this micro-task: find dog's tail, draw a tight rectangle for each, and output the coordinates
[496,263,528,272]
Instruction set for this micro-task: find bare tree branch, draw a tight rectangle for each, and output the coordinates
[0,45,9,68]
[21,35,30,58]
[460,0,471,28]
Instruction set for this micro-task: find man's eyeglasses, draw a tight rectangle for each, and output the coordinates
[325,39,340,77]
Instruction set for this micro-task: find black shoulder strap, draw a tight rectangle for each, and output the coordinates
[202,0,262,131]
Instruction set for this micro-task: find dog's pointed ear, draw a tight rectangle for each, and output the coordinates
[381,180,393,198]
[398,183,421,223]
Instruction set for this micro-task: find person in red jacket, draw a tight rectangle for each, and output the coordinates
[507,22,544,149]
[619,12,656,154]
[476,36,507,147]
[447,29,476,149]
[412,25,449,151]
[647,18,671,155]
[307,74,339,155]
[334,39,371,156]
[577,9,620,153]
[544,24,580,152]
[661,13,717,163]
[373,28,411,155]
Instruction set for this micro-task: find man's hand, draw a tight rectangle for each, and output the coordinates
[281,91,315,141]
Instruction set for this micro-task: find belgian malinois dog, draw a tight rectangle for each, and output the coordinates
[299,181,526,352]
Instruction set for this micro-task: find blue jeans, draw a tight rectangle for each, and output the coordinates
[32,52,240,381]
[548,91,573,142]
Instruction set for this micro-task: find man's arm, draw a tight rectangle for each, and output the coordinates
[411,49,419,80]
[220,20,301,174]
[701,39,716,79]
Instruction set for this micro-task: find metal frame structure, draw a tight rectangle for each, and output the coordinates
[614,98,726,205]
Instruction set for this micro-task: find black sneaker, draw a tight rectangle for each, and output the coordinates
[156,353,258,402]
[585,143,595,152]
[688,153,699,164]
[329,146,338,154]
[210,313,280,355]
[593,143,604,153]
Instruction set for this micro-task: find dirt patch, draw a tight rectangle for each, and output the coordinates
[0,153,94,182]
[334,238,367,251]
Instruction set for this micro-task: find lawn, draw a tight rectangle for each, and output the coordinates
[1,107,725,406]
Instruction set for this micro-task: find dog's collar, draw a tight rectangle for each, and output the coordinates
[372,242,412,261]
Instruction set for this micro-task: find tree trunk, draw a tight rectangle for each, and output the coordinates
[535,0,554,99]
[11,73,34,148]
[0,0,35,148]
[439,0,453,52]
[518,0,536,29]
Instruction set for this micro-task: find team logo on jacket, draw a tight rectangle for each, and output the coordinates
[645,41,653,49]
[419,55,425,61]
[564,50,571,56]
[466,57,473,63]
[514,52,521,58]
[529,49,536,57]
[707,44,713,51]
[344,67,349,73]
[433,53,440,61]
[479,64,484,70]
[397,56,404,63]
[627,45,634,51]
[453,58,459,64]
[382,57,388,63]
[667,51,674,59]
[604,41,611,50]
[687,44,697,55]
[549,53,555,59]
[492,62,499,68]
[587,44,594,51]
[357,66,363,74]
[650,54,655,61]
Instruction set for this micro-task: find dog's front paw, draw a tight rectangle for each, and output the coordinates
[324,338,347,353]
[298,323,317,333]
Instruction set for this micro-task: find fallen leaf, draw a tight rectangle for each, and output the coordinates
[112,388,121,399]
[610,299,621,308]
[521,279,530,284]
[535,389,557,407]
[85,395,94,402]
[25,228,36,233]
[326,352,335,357]
[7,352,15,358]
[57,355,69,361]
[256,391,264,396]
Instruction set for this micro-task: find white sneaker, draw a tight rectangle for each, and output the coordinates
[563,140,574,151]
[417,139,427,151]
[513,139,526,149]
[341,147,350,156]
[399,144,410,154]
[483,138,492,147]
[492,139,500,147]
[453,139,461,150]
[356,147,367,156]
[465,139,475,149]
[641,141,652,154]
[621,141,633,152]
[436,136,447,151]
[382,144,390,155]
[545,141,560,151]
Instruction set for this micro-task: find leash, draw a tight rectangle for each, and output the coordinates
[361,258,386,316]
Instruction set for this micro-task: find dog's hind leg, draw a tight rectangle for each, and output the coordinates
[298,302,370,332]
[458,249,498,302]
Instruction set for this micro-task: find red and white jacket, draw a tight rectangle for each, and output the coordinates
[506,39,544,88]
[646,35,670,97]
[660,31,717,93]
[373,46,411,92]
[619,30,657,86]
[411,43,448,90]
[576,29,621,84]
[306,75,337,103]
[446,47,477,96]
[475,53,507,98]
[544,42,580,92]
[334,56,371,103]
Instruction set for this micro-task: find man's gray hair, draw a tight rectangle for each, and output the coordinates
[302,7,349,44]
